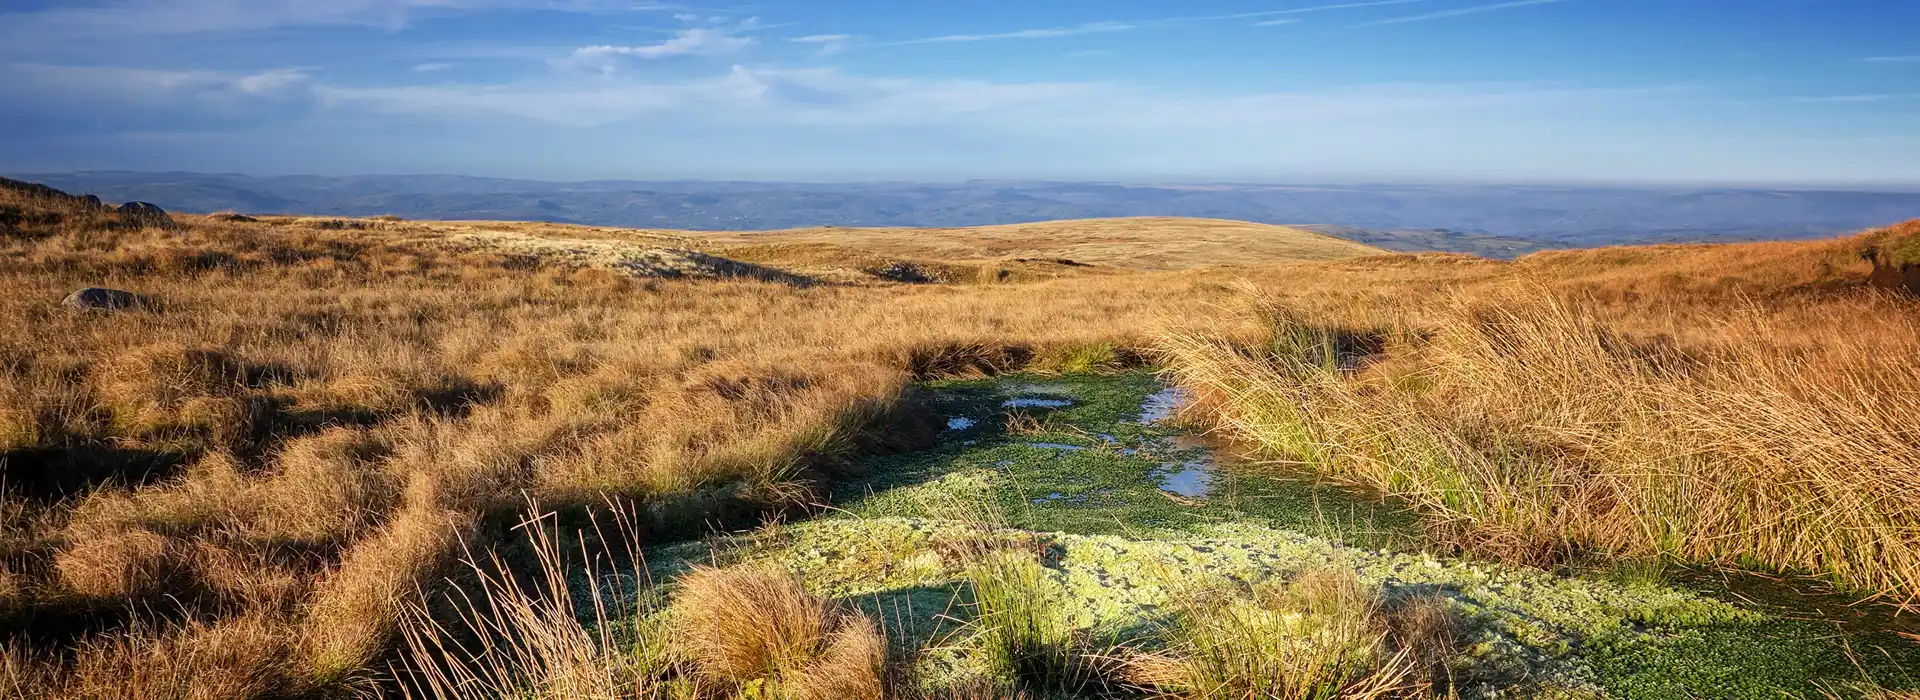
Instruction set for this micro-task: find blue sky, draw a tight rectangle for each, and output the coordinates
[1,0,1917,185]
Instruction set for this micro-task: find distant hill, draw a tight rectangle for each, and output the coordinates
[14,171,1920,256]
[680,217,1384,271]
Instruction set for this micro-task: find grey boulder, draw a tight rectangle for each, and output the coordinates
[116,201,177,229]
[63,287,149,311]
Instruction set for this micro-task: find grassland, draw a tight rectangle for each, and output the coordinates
[4,176,1920,699]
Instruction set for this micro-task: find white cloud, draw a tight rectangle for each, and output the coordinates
[412,62,454,72]
[1791,94,1918,104]
[565,17,764,71]
[870,1,1425,47]
[1863,56,1920,64]
[576,29,757,61]
[0,0,671,40]
[890,21,1137,45]
[0,63,318,132]
[1355,0,1570,27]
[1252,19,1301,27]
[308,63,1689,135]
[790,33,854,55]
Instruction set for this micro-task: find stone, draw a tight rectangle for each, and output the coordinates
[62,287,148,311]
[116,201,177,229]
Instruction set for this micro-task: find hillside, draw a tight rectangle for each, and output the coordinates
[680,216,1387,270]
[8,177,1920,699]
[18,172,1920,251]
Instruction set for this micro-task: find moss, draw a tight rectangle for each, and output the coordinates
[634,372,1920,698]
[833,371,1422,549]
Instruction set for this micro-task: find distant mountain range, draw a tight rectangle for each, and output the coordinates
[15,171,1920,258]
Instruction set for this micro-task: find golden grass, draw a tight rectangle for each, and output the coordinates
[678,216,1387,270]
[670,564,886,699]
[1126,568,1421,700]
[1159,221,1920,603]
[0,184,1263,695]
[7,173,1920,695]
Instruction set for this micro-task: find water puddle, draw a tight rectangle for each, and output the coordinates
[1034,489,1113,506]
[1138,386,1190,424]
[1152,460,1215,499]
[837,370,1423,548]
[1027,442,1086,452]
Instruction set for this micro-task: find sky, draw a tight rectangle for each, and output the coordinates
[1,0,1917,185]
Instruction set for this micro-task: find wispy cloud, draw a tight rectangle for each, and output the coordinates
[890,21,1137,45]
[790,33,854,55]
[1203,0,1426,21]
[0,0,673,40]
[412,62,454,73]
[880,1,1426,47]
[1862,56,1920,64]
[1252,19,1302,27]
[1064,49,1112,58]
[1355,0,1570,27]
[1791,94,1918,103]
[568,18,760,69]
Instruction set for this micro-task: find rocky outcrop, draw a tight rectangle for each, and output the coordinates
[116,202,177,229]
[62,287,149,311]
[1857,220,1920,295]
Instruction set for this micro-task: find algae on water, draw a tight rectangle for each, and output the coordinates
[637,372,1920,699]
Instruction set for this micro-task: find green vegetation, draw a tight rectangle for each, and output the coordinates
[612,373,1920,699]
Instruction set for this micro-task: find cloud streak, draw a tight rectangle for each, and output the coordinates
[1355,0,1570,27]
[1862,56,1920,64]
[1791,94,1918,104]
[0,0,672,40]
[882,1,1433,47]
[889,21,1137,45]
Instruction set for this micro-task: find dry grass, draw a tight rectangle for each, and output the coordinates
[679,216,1387,270]
[7,172,1920,696]
[1126,568,1422,700]
[1160,220,1920,603]
[0,181,1262,696]
[669,564,886,699]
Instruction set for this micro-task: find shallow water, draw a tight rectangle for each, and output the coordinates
[836,371,1422,548]
[1152,463,1213,498]
[946,416,976,431]
[1026,442,1086,452]
[1003,397,1073,409]
[1137,386,1190,424]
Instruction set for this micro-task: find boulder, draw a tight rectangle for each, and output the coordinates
[62,287,148,311]
[116,201,177,229]
[80,195,103,208]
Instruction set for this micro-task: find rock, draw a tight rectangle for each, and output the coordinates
[80,195,103,208]
[870,261,936,283]
[62,287,148,311]
[209,212,260,223]
[116,202,177,229]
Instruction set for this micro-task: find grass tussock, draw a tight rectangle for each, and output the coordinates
[964,551,1130,695]
[1126,568,1423,700]
[670,564,886,700]
[3,178,1235,694]
[1161,222,1920,602]
[7,170,1920,696]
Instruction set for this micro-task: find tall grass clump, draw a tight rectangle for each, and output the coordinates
[395,504,663,700]
[1160,284,1920,602]
[669,564,886,700]
[963,550,1129,694]
[1127,568,1419,700]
